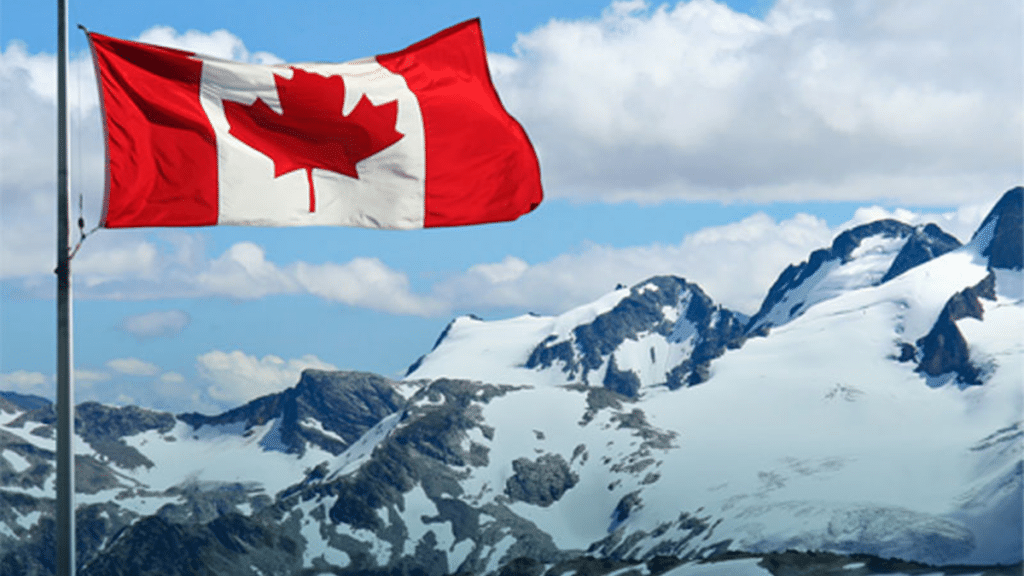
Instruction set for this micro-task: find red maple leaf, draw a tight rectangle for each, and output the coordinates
[223,67,404,212]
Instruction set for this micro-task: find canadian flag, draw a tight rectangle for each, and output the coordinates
[88,20,542,229]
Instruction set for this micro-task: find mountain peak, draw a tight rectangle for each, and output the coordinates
[0,390,50,412]
[880,223,962,282]
[179,370,404,456]
[746,218,961,334]
[972,187,1023,270]
[407,275,746,395]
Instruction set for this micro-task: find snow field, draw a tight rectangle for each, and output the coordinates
[399,484,473,571]
[300,417,347,446]
[1,448,30,473]
[405,288,630,384]
[614,330,695,390]
[328,411,402,479]
[120,419,335,494]
[296,497,352,569]
[469,384,678,551]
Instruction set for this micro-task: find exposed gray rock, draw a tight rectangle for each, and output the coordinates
[526,276,746,395]
[505,454,579,507]
[79,513,303,576]
[916,272,997,385]
[610,491,642,531]
[604,355,641,397]
[0,392,50,413]
[157,481,268,525]
[974,187,1023,270]
[179,370,404,456]
[7,402,175,470]
[881,223,962,282]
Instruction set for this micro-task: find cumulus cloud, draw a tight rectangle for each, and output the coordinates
[137,26,282,64]
[292,258,446,316]
[106,357,161,377]
[842,198,997,243]
[435,212,835,315]
[197,350,336,404]
[14,201,996,319]
[0,371,50,397]
[491,0,1022,204]
[192,242,445,315]
[74,369,111,385]
[118,310,192,339]
[429,199,993,315]
[160,372,186,384]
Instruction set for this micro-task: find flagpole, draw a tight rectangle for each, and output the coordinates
[56,0,76,573]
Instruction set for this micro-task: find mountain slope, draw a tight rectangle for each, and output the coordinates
[406,275,748,395]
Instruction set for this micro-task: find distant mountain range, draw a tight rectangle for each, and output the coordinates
[1,188,1021,576]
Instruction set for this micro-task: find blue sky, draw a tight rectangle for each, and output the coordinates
[1,0,1020,413]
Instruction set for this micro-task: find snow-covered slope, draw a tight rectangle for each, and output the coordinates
[406,275,748,394]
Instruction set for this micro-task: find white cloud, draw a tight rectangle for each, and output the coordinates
[292,258,446,316]
[118,310,192,339]
[106,357,161,377]
[195,242,300,299]
[137,26,282,64]
[432,199,998,315]
[435,212,834,315]
[491,0,1022,204]
[197,350,336,404]
[842,199,997,244]
[0,371,50,397]
[74,369,111,385]
[191,242,445,315]
[1,14,1016,318]
[160,372,186,384]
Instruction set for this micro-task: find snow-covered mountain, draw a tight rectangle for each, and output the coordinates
[1,188,1021,576]
[744,219,962,335]
[403,211,970,396]
[405,275,748,393]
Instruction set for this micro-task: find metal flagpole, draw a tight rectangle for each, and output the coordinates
[56,0,76,573]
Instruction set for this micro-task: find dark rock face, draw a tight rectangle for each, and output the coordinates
[275,378,570,574]
[974,187,1023,270]
[916,273,997,385]
[881,223,962,282]
[76,403,176,469]
[525,276,746,395]
[610,491,642,530]
[505,454,579,507]
[79,513,302,576]
[603,356,641,397]
[179,370,404,456]
[0,392,50,412]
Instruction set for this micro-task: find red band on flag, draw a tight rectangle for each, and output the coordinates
[377,20,543,228]
[90,34,219,228]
